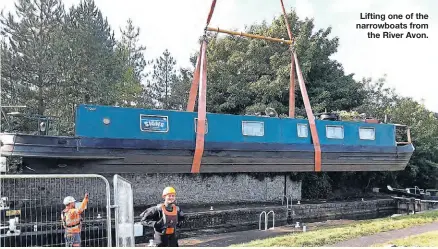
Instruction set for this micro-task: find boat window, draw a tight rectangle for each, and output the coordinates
[326,125,344,139]
[359,127,375,140]
[242,121,264,136]
[297,123,308,138]
[194,118,208,134]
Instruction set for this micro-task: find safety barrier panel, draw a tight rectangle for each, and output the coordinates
[0,174,112,247]
[113,175,134,247]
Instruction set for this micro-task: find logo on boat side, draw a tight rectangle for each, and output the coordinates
[140,115,169,132]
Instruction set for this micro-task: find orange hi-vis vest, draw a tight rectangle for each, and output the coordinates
[61,197,89,234]
[161,204,178,235]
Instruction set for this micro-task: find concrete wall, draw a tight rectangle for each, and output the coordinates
[110,173,302,206]
[178,199,396,231]
[1,173,301,209]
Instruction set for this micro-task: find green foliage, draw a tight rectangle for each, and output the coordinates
[0,0,65,115]
[1,0,150,134]
[1,2,437,197]
[388,97,438,188]
[148,49,180,109]
[114,19,151,108]
[168,67,193,110]
[203,10,366,116]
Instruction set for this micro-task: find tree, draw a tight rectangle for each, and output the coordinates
[51,0,121,133]
[201,9,367,116]
[0,0,66,115]
[388,98,438,188]
[64,0,118,104]
[149,49,179,109]
[118,18,148,81]
[355,75,399,120]
[168,67,193,110]
[114,19,150,107]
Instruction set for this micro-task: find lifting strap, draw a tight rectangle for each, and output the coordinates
[280,0,321,171]
[293,52,322,171]
[189,0,321,172]
[191,41,208,173]
[190,0,217,173]
[187,0,217,113]
[186,46,201,112]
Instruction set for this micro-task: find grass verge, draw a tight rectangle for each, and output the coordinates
[232,210,438,247]
[373,231,438,247]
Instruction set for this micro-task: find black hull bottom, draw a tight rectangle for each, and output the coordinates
[1,134,414,174]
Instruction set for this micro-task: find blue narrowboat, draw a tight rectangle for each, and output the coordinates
[0,104,414,174]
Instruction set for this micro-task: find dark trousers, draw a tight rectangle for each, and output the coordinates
[154,232,178,247]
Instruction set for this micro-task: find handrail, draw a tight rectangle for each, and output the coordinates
[259,210,275,230]
[259,211,267,230]
[267,210,275,230]
[289,195,294,207]
[281,195,290,209]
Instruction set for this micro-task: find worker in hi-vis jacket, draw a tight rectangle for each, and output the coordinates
[61,193,89,247]
[140,187,185,247]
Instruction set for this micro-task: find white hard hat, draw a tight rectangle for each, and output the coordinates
[63,196,76,205]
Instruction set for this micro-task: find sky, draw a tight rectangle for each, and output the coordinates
[2,0,437,112]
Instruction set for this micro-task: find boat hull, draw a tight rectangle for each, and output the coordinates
[0,134,414,174]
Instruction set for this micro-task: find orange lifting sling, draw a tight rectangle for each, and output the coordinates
[188,0,321,173]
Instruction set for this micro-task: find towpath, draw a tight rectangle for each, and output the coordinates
[328,221,438,247]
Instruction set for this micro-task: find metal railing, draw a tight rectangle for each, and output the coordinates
[259,210,275,231]
[0,174,112,247]
[280,195,294,209]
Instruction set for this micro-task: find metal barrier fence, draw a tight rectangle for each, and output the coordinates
[0,174,112,247]
[113,175,134,247]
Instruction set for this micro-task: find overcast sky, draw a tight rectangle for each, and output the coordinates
[2,0,437,112]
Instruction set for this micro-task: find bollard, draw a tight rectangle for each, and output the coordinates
[303,225,307,232]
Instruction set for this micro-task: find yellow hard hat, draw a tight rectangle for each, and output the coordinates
[162,186,176,197]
